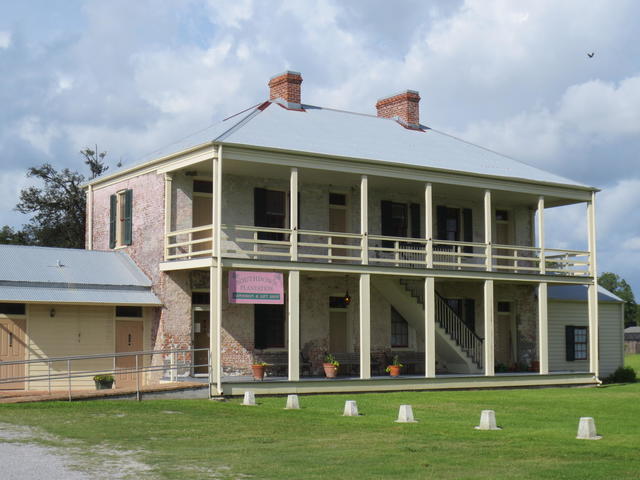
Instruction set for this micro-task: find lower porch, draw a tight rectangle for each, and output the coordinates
[219,372,598,396]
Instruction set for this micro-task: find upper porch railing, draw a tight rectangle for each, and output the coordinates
[165,224,591,277]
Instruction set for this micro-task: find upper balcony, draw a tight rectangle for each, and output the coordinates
[159,154,594,279]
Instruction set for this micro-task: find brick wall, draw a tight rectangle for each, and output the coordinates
[90,171,192,353]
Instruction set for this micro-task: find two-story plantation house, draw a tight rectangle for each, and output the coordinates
[79,71,623,396]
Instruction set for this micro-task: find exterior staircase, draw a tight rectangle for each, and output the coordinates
[372,277,483,374]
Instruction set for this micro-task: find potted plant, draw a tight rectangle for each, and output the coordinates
[251,362,269,381]
[93,374,114,390]
[323,353,340,378]
[385,355,403,377]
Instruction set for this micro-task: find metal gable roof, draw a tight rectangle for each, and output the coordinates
[548,284,624,303]
[0,245,161,305]
[218,103,589,188]
[88,100,592,190]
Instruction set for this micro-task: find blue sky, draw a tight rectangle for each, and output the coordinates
[1,0,639,291]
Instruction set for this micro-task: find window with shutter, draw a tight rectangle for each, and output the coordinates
[566,326,588,361]
[109,190,133,248]
[254,304,285,349]
[254,188,286,241]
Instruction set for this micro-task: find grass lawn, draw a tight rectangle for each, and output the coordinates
[1,383,640,479]
[624,353,640,372]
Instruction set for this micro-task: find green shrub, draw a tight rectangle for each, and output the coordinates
[603,366,637,384]
[93,374,115,383]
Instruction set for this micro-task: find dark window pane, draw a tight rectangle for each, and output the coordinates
[329,193,346,206]
[329,296,348,309]
[497,301,511,313]
[445,298,462,317]
[256,189,286,241]
[192,292,210,305]
[0,303,26,315]
[115,306,143,318]
[254,304,285,349]
[194,180,213,194]
[391,307,409,348]
[496,210,509,221]
[574,327,588,360]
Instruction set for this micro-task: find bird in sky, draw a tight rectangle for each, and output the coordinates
[587,52,595,58]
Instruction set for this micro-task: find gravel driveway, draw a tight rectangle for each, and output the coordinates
[0,423,151,480]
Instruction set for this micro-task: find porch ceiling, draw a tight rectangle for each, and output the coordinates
[170,158,583,208]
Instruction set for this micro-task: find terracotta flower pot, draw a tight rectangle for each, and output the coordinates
[323,363,338,378]
[388,365,401,377]
[251,364,266,381]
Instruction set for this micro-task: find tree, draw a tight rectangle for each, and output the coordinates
[1,147,109,249]
[598,272,638,327]
[0,225,34,245]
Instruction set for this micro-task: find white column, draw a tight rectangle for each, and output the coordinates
[538,282,549,374]
[163,174,173,260]
[483,279,495,376]
[213,147,224,395]
[484,190,492,271]
[425,183,433,268]
[359,273,371,379]
[537,196,546,274]
[209,266,219,391]
[360,175,369,265]
[290,167,298,261]
[87,184,94,250]
[424,276,436,377]
[288,271,300,381]
[587,192,599,376]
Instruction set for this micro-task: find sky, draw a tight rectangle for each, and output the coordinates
[1,0,639,292]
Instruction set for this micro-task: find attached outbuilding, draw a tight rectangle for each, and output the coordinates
[0,245,161,390]
[548,285,624,378]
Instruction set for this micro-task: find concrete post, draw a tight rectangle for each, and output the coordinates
[359,273,371,379]
[484,279,495,376]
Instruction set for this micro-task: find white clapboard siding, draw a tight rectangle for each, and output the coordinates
[27,304,115,391]
[548,300,623,377]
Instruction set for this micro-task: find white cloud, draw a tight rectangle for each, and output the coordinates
[0,31,11,49]
[15,117,60,156]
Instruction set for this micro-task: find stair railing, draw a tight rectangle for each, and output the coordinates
[399,279,483,368]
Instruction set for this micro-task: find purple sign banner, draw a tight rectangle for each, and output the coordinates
[228,271,284,304]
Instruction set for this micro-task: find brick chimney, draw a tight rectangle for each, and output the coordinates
[268,71,303,106]
[375,90,421,128]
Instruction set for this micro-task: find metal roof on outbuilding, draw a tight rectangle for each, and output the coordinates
[89,100,593,190]
[548,284,624,303]
[0,245,161,306]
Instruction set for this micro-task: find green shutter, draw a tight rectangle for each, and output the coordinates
[123,189,133,246]
[109,194,117,249]
[565,326,575,361]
